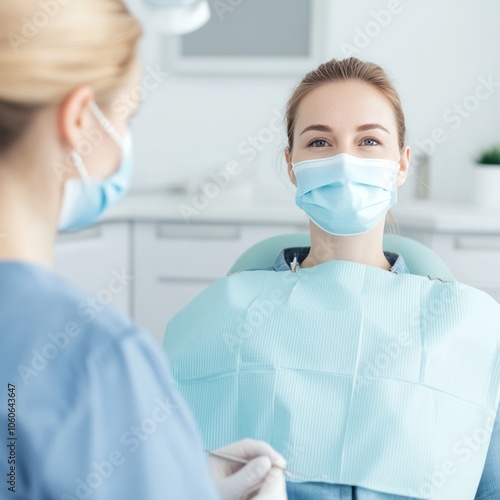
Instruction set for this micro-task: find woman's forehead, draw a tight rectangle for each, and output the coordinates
[295,80,398,132]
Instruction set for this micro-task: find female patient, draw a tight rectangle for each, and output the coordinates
[164,58,500,500]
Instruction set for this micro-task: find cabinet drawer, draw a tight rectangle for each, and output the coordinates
[134,277,214,344]
[432,234,500,287]
[134,222,305,280]
[54,222,131,317]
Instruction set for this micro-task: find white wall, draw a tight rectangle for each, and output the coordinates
[129,0,500,205]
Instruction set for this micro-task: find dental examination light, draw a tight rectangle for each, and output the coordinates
[139,0,210,35]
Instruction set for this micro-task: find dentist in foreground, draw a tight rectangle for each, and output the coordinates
[0,0,286,498]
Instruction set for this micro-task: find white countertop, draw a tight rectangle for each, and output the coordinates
[394,200,500,233]
[104,191,307,226]
[104,191,500,234]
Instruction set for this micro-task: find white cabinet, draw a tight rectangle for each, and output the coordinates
[53,218,500,347]
[54,222,131,318]
[53,220,305,344]
[398,226,500,303]
[431,233,500,303]
[133,222,305,343]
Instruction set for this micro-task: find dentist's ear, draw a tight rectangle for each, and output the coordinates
[285,147,297,186]
[396,145,411,187]
[58,86,95,152]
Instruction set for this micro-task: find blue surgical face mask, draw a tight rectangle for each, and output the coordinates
[292,153,400,236]
[58,102,134,232]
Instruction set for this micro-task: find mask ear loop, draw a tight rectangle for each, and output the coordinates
[89,101,123,148]
[68,102,127,190]
[396,155,410,177]
[400,163,409,176]
[70,150,91,188]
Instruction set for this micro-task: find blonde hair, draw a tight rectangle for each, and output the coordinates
[0,0,142,153]
[286,57,406,152]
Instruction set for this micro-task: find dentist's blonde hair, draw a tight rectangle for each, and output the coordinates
[285,57,406,152]
[0,0,142,154]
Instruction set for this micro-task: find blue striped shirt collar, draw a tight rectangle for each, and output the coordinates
[273,247,409,274]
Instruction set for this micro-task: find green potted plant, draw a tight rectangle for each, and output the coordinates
[475,145,500,209]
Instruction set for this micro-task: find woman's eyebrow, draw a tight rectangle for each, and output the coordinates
[299,123,390,136]
[299,124,333,136]
[356,123,390,133]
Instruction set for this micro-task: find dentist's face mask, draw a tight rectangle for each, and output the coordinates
[58,102,133,232]
[292,153,400,236]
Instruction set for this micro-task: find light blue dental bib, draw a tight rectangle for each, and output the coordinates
[164,261,500,500]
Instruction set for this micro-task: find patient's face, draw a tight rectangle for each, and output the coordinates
[288,79,402,166]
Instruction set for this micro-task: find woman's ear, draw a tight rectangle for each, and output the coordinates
[285,147,297,186]
[58,86,95,150]
[396,145,411,187]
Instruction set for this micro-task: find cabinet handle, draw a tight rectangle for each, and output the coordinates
[56,226,102,243]
[155,223,241,241]
[454,235,500,251]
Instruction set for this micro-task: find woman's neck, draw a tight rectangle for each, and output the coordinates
[0,163,58,268]
[301,220,391,271]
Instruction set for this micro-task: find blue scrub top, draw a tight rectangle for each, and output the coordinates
[0,261,219,499]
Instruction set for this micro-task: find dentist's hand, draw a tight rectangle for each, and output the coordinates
[209,438,287,500]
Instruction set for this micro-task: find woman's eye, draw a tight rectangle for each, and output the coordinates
[362,137,379,146]
[308,139,328,148]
